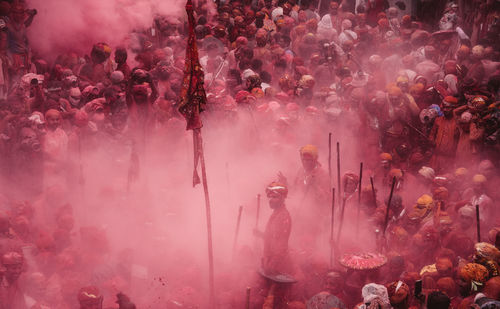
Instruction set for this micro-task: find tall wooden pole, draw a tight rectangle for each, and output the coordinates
[232,206,243,259]
[196,128,215,308]
[356,162,363,238]
[476,204,481,243]
[370,176,377,208]
[382,176,397,238]
[336,196,347,243]
[328,133,332,189]
[330,188,335,268]
[255,194,261,229]
[336,142,341,207]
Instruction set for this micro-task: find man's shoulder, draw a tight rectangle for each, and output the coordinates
[276,207,292,221]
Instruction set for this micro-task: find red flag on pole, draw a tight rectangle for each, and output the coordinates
[178,0,207,186]
[178,3,216,307]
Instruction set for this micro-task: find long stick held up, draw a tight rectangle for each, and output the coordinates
[328,133,332,188]
[195,129,215,308]
[370,176,377,208]
[383,176,397,237]
[232,206,243,258]
[255,194,261,229]
[336,196,347,243]
[336,142,341,206]
[330,188,335,268]
[356,162,363,237]
[476,204,481,243]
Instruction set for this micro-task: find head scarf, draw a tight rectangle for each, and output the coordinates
[475,243,500,263]
[455,167,468,177]
[473,174,487,184]
[380,152,392,161]
[78,286,103,304]
[459,263,489,292]
[429,104,443,116]
[300,144,319,160]
[386,281,409,306]
[266,181,288,197]
[362,283,391,309]
[418,166,435,180]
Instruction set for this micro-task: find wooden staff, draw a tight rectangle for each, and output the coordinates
[328,133,332,189]
[232,206,243,259]
[195,128,215,308]
[245,287,251,309]
[330,188,335,268]
[476,204,481,243]
[382,176,397,238]
[336,142,341,207]
[336,196,347,243]
[356,162,363,238]
[370,176,377,208]
[255,194,261,229]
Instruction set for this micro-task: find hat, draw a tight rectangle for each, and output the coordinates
[459,111,472,123]
[478,160,494,173]
[468,96,487,111]
[418,166,435,180]
[234,90,250,104]
[473,174,487,184]
[380,153,392,161]
[429,104,443,116]
[251,87,264,98]
[362,283,390,308]
[387,86,402,97]
[474,242,500,262]
[110,70,125,84]
[396,76,409,84]
[417,194,433,207]
[433,187,449,200]
[78,286,103,304]
[28,112,45,125]
[455,167,468,177]
[369,55,383,67]
[442,96,458,107]
[386,281,409,305]
[298,75,315,89]
[419,108,438,124]
[472,45,485,58]
[300,144,318,159]
[378,18,389,28]
[389,168,403,179]
[459,263,489,291]
[266,181,288,197]
[458,205,475,218]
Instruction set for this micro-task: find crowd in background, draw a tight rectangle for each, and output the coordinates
[0,0,499,308]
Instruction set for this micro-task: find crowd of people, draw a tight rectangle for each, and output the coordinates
[0,0,499,308]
